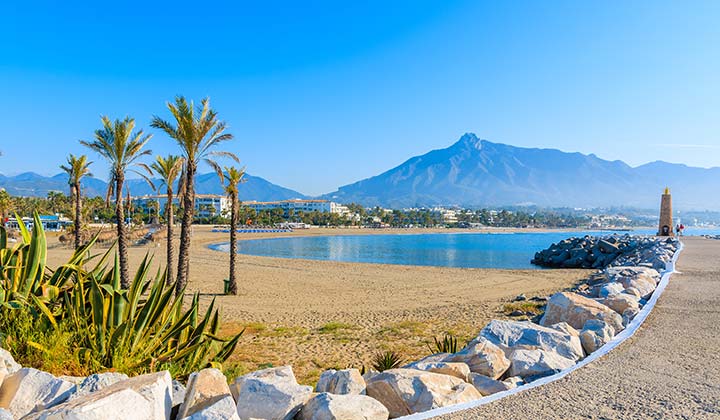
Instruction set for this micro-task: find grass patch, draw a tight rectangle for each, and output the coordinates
[501,301,546,316]
[318,322,357,334]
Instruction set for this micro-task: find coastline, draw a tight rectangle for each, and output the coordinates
[44,225,593,384]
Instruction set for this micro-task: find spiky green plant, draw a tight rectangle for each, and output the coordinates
[0,213,241,376]
[371,350,405,372]
[427,334,459,354]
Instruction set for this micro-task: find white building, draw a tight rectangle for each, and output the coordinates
[133,194,230,219]
[243,199,349,217]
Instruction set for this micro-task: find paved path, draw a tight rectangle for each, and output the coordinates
[438,237,720,419]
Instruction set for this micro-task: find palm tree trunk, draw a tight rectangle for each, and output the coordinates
[165,188,174,285]
[228,193,238,295]
[116,174,130,289]
[74,182,82,250]
[175,164,195,297]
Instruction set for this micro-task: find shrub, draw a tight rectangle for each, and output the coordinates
[0,213,242,377]
[371,350,405,372]
[427,334,459,354]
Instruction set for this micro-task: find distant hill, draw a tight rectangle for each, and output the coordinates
[322,133,720,210]
[0,172,307,202]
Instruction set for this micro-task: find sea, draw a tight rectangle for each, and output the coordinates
[210,228,720,269]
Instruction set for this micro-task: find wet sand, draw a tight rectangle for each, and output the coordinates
[44,225,590,384]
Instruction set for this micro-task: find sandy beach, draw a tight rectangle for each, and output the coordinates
[44,225,591,385]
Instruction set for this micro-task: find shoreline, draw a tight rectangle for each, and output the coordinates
[43,225,595,384]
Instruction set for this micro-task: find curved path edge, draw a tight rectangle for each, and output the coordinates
[399,240,685,420]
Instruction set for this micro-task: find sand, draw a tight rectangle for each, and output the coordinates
[44,225,591,384]
[437,237,720,419]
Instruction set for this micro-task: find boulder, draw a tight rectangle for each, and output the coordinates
[233,366,312,420]
[172,380,187,409]
[602,294,640,315]
[548,322,580,338]
[605,266,661,285]
[298,393,389,420]
[622,307,640,327]
[620,278,656,299]
[443,339,510,379]
[69,372,129,401]
[404,361,470,381]
[467,373,513,396]
[0,368,75,418]
[315,369,366,395]
[0,349,20,375]
[180,394,239,420]
[579,319,615,354]
[365,368,481,417]
[178,368,233,419]
[540,292,624,333]
[478,320,584,362]
[24,371,172,420]
[597,282,624,298]
[503,376,524,388]
[507,349,575,379]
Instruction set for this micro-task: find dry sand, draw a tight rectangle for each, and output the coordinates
[45,225,590,384]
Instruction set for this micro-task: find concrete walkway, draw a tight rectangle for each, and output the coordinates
[438,237,720,419]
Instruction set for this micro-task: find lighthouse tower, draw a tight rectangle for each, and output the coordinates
[657,187,674,236]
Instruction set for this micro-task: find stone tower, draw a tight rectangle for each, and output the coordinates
[657,187,674,236]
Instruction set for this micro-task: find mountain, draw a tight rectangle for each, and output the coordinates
[322,133,720,210]
[0,172,307,202]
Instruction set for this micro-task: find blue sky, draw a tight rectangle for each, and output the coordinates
[1,1,719,196]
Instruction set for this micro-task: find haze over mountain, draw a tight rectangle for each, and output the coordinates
[322,133,720,211]
[0,172,307,202]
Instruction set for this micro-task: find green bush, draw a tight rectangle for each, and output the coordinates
[0,213,242,377]
[371,350,405,372]
[427,334,459,354]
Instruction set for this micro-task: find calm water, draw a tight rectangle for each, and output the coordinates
[209,227,720,269]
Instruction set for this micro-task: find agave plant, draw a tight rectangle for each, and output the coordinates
[371,350,405,372]
[427,334,459,354]
[1,213,241,375]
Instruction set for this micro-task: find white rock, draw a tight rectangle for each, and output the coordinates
[602,293,640,315]
[0,368,75,418]
[508,349,575,379]
[503,376,524,388]
[315,369,366,395]
[24,371,172,420]
[467,373,513,396]
[233,366,312,420]
[299,392,389,420]
[180,394,239,420]
[172,380,186,408]
[548,322,580,337]
[69,372,129,400]
[579,319,616,354]
[598,282,624,298]
[0,349,20,374]
[540,292,624,333]
[478,320,584,362]
[179,368,233,419]
[0,408,11,420]
[365,368,481,417]
[622,307,640,327]
[405,361,470,381]
[443,339,510,379]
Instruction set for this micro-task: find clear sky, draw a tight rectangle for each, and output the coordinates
[1,1,719,196]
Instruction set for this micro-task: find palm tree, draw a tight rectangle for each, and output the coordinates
[81,116,152,288]
[60,154,93,249]
[147,155,184,284]
[223,166,245,295]
[151,96,237,296]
